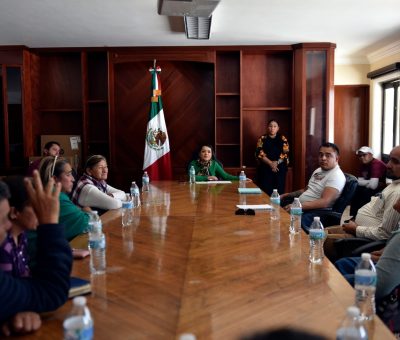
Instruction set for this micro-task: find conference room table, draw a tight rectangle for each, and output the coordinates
[18,181,394,339]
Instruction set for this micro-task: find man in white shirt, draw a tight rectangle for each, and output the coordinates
[281,142,346,230]
[324,145,400,262]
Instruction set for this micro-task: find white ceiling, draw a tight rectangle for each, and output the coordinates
[1,0,400,64]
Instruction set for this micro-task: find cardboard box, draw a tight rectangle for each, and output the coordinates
[41,135,82,171]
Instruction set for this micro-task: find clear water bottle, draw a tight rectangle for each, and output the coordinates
[88,211,100,233]
[289,197,302,234]
[63,296,94,340]
[121,194,133,227]
[355,253,377,320]
[88,219,106,274]
[189,165,196,184]
[239,170,246,188]
[309,216,325,264]
[130,181,141,208]
[270,189,280,221]
[142,171,150,192]
[336,306,368,340]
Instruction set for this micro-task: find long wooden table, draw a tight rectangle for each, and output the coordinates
[18,181,394,339]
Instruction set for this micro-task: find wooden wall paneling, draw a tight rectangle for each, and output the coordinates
[334,85,369,175]
[111,60,214,189]
[39,53,82,109]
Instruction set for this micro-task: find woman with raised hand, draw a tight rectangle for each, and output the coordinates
[0,171,72,336]
[72,155,125,212]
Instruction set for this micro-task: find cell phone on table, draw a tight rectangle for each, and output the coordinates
[72,248,90,259]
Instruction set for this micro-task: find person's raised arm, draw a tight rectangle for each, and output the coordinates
[24,170,61,225]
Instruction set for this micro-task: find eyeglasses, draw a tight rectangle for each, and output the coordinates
[235,208,255,215]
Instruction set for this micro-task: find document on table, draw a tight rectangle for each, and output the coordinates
[238,188,262,194]
[236,204,272,210]
[195,181,232,184]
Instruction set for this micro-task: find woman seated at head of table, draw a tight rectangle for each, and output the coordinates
[189,144,250,182]
[72,155,125,212]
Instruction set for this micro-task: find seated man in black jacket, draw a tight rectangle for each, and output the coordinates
[0,171,72,336]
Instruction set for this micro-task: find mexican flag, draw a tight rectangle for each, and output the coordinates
[143,65,172,180]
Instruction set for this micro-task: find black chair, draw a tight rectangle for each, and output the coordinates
[316,173,358,227]
[333,238,387,259]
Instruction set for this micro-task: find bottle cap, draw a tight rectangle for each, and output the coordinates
[313,216,320,222]
[361,253,371,260]
[346,306,360,317]
[73,296,87,306]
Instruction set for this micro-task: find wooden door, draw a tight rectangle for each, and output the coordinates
[334,85,369,175]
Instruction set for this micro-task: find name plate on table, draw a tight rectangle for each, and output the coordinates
[236,204,272,210]
[238,188,262,194]
[195,181,232,184]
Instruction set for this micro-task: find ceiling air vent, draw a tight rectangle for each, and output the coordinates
[158,0,220,17]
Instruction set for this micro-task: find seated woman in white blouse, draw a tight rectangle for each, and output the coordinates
[72,155,125,212]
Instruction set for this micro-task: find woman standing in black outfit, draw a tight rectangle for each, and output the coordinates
[255,119,289,196]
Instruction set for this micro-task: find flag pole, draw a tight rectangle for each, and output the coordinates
[153,59,156,69]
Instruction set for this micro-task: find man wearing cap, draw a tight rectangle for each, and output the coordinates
[349,146,387,217]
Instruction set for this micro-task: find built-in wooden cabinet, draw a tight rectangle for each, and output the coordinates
[0,47,28,174]
[0,44,335,190]
[215,51,240,167]
[82,51,109,160]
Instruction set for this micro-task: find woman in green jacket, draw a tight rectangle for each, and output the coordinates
[189,145,239,182]
[38,156,90,240]
[28,156,90,266]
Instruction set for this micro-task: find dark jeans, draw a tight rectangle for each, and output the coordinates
[335,257,361,286]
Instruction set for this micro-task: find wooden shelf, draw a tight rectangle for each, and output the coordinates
[242,107,291,111]
[39,108,82,112]
[215,143,240,146]
[87,99,108,104]
[216,92,240,96]
[216,117,239,120]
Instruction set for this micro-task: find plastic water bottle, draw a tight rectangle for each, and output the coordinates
[289,198,302,234]
[309,216,325,264]
[142,171,150,192]
[63,296,94,340]
[130,181,141,208]
[239,170,246,188]
[88,218,106,274]
[336,306,368,340]
[121,194,133,227]
[355,253,377,320]
[88,211,100,233]
[189,165,196,184]
[270,189,280,221]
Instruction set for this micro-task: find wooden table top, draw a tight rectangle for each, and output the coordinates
[18,181,394,340]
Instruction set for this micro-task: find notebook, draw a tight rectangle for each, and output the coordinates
[238,188,262,194]
[69,277,91,298]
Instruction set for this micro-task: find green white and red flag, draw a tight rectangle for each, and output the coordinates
[143,65,172,180]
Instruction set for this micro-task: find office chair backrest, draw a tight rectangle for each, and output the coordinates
[331,173,358,214]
